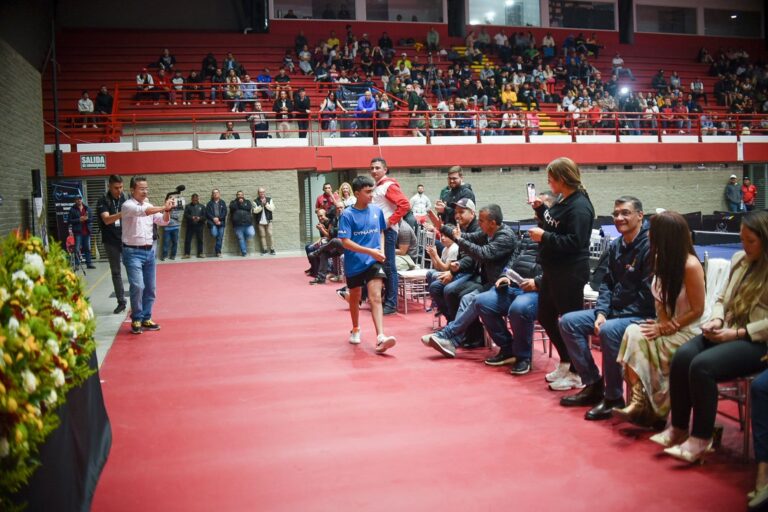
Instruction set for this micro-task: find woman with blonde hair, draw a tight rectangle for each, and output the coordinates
[528,157,595,390]
[614,211,705,429]
[337,182,355,207]
[653,210,768,463]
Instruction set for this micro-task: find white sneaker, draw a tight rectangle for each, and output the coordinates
[545,362,571,383]
[376,334,396,353]
[349,329,361,345]
[548,372,584,391]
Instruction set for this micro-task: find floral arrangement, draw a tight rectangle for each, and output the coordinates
[0,232,96,509]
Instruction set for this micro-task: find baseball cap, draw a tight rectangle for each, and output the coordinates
[730,174,738,179]
[743,176,750,180]
[452,198,476,212]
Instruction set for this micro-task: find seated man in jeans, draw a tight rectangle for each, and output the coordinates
[478,233,541,375]
[421,204,517,358]
[558,196,654,421]
[308,200,345,284]
[426,198,481,321]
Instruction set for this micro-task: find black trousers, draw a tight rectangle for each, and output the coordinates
[296,118,309,138]
[184,222,204,256]
[670,334,767,439]
[104,241,125,306]
[310,239,344,280]
[537,261,590,363]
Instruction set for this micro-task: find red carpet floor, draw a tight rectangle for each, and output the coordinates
[93,257,753,511]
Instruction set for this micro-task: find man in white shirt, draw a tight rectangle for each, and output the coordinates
[77,91,96,128]
[121,176,174,334]
[409,184,432,221]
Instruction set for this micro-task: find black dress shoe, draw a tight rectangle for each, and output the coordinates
[460,339,484,349]
[113,303,127,314]
[484,351,516,366]
[585,398,626,421]
[560,381,604,407]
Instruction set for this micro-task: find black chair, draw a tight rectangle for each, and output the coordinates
[682,211,702,231]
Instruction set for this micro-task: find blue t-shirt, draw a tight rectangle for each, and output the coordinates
[337,204,386,277]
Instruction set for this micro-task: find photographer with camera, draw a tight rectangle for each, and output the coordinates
[121,176,174,335]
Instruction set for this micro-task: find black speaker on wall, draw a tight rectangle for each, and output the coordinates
[618,0,634,44]
[31,169,42,198]
[447,0,466,38]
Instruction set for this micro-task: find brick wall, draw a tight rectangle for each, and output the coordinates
[121,170,301,255]
[381,164,736,220]
[0,39,45,238]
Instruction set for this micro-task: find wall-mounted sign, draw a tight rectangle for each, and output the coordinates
[80,154,106,170]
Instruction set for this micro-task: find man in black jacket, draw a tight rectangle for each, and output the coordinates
[477,234,542,375]
[423,204,518,358]
[435,166,476,225]
[96,174,128,313]
[206,189,227,257]
[182,193,206,258]
[293,88,311,138]
[558,196,654,421]
[229,191,255,257]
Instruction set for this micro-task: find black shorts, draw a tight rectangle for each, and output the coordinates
[346,262,386,289]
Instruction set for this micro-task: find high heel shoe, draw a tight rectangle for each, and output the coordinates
[649,426,688,448]
[663,437,714,464]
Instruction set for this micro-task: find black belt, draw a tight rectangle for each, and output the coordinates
[123,244,153,250]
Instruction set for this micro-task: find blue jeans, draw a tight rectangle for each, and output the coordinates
[161,227,179,259]
[439,289,482,347]
[477,286,538,360]
[559,310,640,400]
[383,227,398,310]
[209,224,225,254]
[74,234,92,265]
[428,272,472,320]
[233,224,255,255]
[122,246,157,322]
[752,370,768,462]
[727,201,743,213]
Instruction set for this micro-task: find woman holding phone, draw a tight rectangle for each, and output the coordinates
[653,210,768,463]
[614,211,706,429]
[528,157,595,390]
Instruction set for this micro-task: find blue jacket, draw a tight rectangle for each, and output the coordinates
[595,227,655,319]
[356,96,376,117]
[67,203,92,234]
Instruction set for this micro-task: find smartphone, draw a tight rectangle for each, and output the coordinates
[526,183,536,203]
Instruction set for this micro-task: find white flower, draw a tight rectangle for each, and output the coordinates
[45,390,58,407]
[51,299,74,320]
[46,338,59,356]
[21,370,38,393]
[0,348,4,369]
[52,368,65,388]
[0,287,9,305]
[8,317,19,334]
[11,270,33,290]
[52,317,67,332]
[23,253,45,279]
[0,437,9,458]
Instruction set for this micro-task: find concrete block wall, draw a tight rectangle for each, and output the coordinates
[383,164,736,221]
[132,170,301,255]
[0,39,45,238]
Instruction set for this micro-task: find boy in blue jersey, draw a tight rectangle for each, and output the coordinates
[337,175,397,353]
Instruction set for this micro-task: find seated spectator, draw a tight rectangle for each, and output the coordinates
[423,204,518,356]
[186,70,205,103]
[171,70,185,105]
[395,220,418,270]
[396,52,412,70]
[691,77,708,105]
[425,228,458,297]
[327,30,340,49]
[283,51,295,73]
[558,196,654,421]
[320,91,346,135]
[201,52,217,81]
[94,85,113,125]
[294,31,308,54]
[253,66,271,92]
[655,210,768,463]
[379,32,393,50]
[240,74,257,110]
[611,53,635,81]
[355,90,377,137]
[210,68,226,104]
[308,200,346,285]
[652,69,669,93]
[614,211,705,429]
[223,52,241,76]
[247,102,269,139]
[135,68,156,104]
[700,112,717,135]
[299,50,314,76]
[225,69,242,112]
[77,90,96,128]
[283,8,298,18]
[158,48,176,72]
[305,207,333,276]
[155,69,173,104]
[220,121,240,140]
[478,232,542,373]
[274,68,291,92]
[426,26,440,52]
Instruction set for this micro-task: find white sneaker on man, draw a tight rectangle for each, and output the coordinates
[420,334,433,346]
[548,372,584,391]
[376,334,396,353]
[545,362,571,383]
[349,329,361,345]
